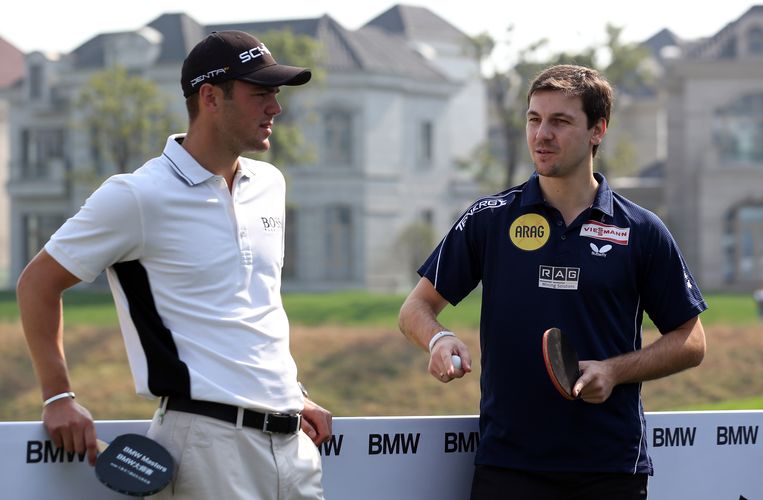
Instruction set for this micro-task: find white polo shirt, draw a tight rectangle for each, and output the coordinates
[45,134,303,413]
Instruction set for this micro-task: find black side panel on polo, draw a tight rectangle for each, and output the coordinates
[113,261,191,398]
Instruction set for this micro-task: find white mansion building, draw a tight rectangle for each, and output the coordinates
[3,5,763,292]
[1,5,486,291]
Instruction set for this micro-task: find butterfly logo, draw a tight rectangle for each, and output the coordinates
[590,242,612,257]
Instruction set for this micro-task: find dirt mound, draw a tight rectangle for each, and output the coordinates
[1,322,761,420]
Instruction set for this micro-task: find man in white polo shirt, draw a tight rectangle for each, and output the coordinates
[17,30,331,499]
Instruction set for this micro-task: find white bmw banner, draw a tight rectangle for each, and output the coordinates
[1,412,761,499]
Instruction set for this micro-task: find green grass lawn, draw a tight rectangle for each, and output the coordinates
[0,288,484,328]
[0,289,119,326]
[283,290,483,329]
[676,396,763,411]
[0,288,757,328]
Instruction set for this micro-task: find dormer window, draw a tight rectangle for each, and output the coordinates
[748,26,763,55]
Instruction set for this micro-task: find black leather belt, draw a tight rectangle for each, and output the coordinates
[165,397,301,434]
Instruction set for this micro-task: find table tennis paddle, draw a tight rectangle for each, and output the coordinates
[542,327,581,400]
[95,433,174,497]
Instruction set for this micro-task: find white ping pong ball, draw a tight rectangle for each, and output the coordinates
[452,355,462,370]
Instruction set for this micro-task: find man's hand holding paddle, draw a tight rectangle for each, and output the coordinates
[574,359,618,403]
[44,394,175,496]
[42,395,99,466]
[543,327,625,403]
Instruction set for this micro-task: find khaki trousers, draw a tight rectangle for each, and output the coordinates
[146,408,324,500]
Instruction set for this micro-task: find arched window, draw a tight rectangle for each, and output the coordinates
[713,94,763,163]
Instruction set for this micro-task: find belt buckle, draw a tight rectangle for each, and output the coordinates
[262,412,274,434]
[262,412,301,434]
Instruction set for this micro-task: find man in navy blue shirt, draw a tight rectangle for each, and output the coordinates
[398,64,707,499]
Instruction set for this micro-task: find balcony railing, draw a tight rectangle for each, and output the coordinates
[6,158,68,198]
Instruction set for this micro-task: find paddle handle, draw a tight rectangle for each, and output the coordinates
[96,439,109,453]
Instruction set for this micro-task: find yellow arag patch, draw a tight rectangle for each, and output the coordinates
[509,213,550,251]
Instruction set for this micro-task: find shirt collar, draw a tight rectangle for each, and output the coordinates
[520,171,614,217]
[162,134,252,186]
[520,172,545,207]
[591,172,614,217]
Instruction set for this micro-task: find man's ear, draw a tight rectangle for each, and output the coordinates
[198,83,221,112]
[591,117,607,146]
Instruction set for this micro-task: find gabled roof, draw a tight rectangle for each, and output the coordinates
[363,4,467,45]
[641,28,683,61]
[684,5,763,59]
[70,34,110,68]
[211,14,446,80]
[0,36,24,88]
[147,13,206,63]
[71,13,204,69]
[67,7,448,82]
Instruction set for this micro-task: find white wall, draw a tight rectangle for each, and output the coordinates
[2,412,762,499]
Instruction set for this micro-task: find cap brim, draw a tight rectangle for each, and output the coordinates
[238,64,312,87]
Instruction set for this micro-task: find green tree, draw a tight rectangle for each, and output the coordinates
[598,136,639,177]
[252,30,325,168]
[395,220,437,278]
[77,65,178,175]
[593,24,657,177]
[603,24,654,94]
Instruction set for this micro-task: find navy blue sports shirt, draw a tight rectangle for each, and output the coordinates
[419,172,707,474]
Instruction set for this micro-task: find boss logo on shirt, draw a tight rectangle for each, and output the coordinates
[538,265,580,290]
[261,216,283,232]
[510,214,550,251]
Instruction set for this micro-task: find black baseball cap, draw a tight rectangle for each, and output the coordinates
[181,30,311,98]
